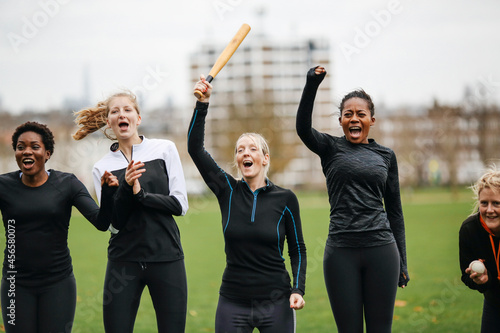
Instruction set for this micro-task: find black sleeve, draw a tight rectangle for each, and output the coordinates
[135,188,182,215]
[71,175,114,232]
[112,181,183,231]
[459,218,491,293]
[296,67,330,156]
[285,192,307,296]
[384,152,409,287]
[111,181,137,231]
[187,101,235,196]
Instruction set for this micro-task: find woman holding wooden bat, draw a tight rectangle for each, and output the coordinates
[73,92,189,333]
[296,67,409,332]
[188,75,307,333]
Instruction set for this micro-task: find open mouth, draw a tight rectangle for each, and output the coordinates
[243,160,253,168]
[119,121,129,130]
[349,126,362,137]
[22,158,35,168]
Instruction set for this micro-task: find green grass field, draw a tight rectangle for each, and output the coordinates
[0,187,485,332]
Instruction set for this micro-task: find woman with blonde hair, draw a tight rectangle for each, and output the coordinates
[188,76,307,333]
[459,166,500,332]
[73,91,189,333]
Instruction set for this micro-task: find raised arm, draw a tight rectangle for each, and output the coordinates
[296,66,329,155]
[188,76,235,195]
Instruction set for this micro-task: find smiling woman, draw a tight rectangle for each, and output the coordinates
[0,121,116,333]
[233,133,270,187]
[296,66,409,333]
[73,91,189,333]
[338,90,376,144]
[12,124,53,187]
[459,167,500,331]
[188,75,307,333]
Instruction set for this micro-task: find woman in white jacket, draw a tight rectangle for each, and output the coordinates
[73,91,189,333]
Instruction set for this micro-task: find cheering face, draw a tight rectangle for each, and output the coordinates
[479,187,500,235]
[339,97,375,144]
[15,131,50,177]
[107,96,141,141]
[236,136,269,183]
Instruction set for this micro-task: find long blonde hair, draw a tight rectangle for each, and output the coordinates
[233,133,271,178]
[72,91,140,140]
[470,165,500,214]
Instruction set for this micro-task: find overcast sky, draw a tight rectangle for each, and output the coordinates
[1,0,499,114]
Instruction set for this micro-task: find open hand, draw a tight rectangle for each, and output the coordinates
[125,160,145,194]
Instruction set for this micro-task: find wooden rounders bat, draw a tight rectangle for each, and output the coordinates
[194,23,251,98]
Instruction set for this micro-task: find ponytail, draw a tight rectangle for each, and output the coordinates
[72,101,109,140]
[72,91,140,141]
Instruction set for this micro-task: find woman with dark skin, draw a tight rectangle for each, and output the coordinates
[296,67,409,332]
[0,121,116,333]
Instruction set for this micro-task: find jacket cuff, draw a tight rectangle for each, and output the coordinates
[134,188,145,202]
[291,288,304,297]
[196,101,209,110]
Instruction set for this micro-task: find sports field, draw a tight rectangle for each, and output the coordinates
[0,187,485,332]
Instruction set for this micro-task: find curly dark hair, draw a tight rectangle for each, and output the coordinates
[339,89,375,117]
[11,121,55,156]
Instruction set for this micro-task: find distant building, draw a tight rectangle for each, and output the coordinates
[376,101,500,187]
[62,64,92,113]
[1,41,498,194]
[189,35,336,190]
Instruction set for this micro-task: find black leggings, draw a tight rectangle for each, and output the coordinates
[481,298,500,333]
[323,242,400,333]
[215,294,295,333]
[103,260,187,333]
[1,273,76,333]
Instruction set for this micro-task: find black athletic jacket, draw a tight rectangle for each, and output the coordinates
[296,68,409,287]
[93,137,188,262]
[188,102,307,301]
[0,170,113,287]
[459,213,500,308]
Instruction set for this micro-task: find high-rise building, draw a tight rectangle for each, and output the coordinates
[189,35,337,190]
